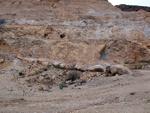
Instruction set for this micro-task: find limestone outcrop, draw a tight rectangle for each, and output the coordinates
[0,0,150,68]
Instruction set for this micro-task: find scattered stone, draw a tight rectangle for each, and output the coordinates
[42,61,49,66]
[105,64,111,73]
[99,45,106,53]
[75,63,83,70]
[38,86,44,91]
[22,60,28,65]
[110,65,130,75]
[76,87,82,90]
[60,33,66,38]
[87,64,104,72]
[130,92,136,95]
[51,75,56,80]
[37,60,42,64]
[80,64,89,71]
[0,55,4,63]
[60,63,66,69]
[11,20,15,25]
[0,19,5,24]
[53,61,61,67]
[40,73,48,77]
[36,75,44,83]
[16,55,23,60]
[66,80,72,84]
[27,71,35,76]
[75,79,86,85]
[2,61,13,69]
[28,84,32,87]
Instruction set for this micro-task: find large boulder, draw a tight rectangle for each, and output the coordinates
[110,65,130,75]
[87,64,104,72]
[105,39,150,63]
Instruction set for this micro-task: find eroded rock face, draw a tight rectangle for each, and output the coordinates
[0,0,150,67]
[105,39,150,63]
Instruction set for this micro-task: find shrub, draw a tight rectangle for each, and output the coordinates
[38,86,44,91]
[59,83,68,89]
[19,72,24,76]
[55,64,61,69]
[138,66,142,69]
[43,68,48,71]
[66,70,81,81]
[35,70,43,75]
[47,64,51,68]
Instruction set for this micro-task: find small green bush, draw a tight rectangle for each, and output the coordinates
[35,70,43,75]
[138,66,142,69]
[19,72,24,76]
[59,83,68,89]
[43,68,48,71]
[47,64,51,68]
[55,64,61,69]
[38,86,44,91]
[111,72,117,76]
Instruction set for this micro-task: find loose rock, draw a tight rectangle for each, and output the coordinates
[110,65,130,75]
[87,64,104,72]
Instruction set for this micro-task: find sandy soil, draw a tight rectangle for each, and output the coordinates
[0,69,150,113]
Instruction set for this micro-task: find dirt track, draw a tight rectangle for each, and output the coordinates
[0,70,150,113]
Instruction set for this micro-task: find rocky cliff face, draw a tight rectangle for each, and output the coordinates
[0,0,150,69]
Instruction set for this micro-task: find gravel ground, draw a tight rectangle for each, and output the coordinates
[0,69,150,113]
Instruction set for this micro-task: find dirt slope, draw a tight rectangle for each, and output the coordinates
[0,70,150,113]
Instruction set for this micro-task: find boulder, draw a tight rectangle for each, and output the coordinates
[87,64,104,72]
[80,64,89,71]
[53,61,61,67]
[75,63,83,70]
[99,45,106,53]
[36,75,44,83]
[74,79,86,85]
[105,63,111,73]
[59,63,66,69]
[110,65,130,75]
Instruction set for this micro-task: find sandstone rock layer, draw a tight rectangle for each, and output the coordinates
[0,0,150,66]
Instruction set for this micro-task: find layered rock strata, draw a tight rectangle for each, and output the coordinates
[0,0,150,68]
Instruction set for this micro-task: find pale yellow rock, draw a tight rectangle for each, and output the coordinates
[36,76,44,83]
[22,60,28,66]
[0,57,4,63]
[75,63,83,69]
[99,45,106,53]
[16,56,23,60]
[51,75,55,80]
[2,32,15,38]
[110,65,131,75]
[42,61,49,66]
[2,61,13,69]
